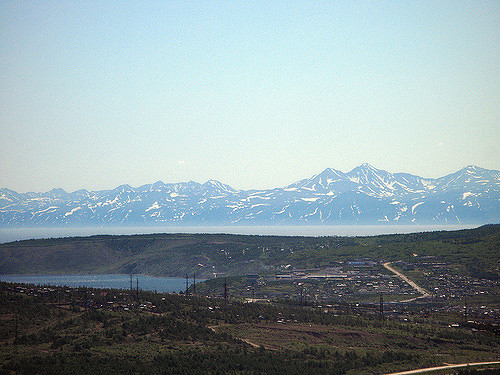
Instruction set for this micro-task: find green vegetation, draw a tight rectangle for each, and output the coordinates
[1,282,498,375]
[0,225,499,373]
[1,225,499,279]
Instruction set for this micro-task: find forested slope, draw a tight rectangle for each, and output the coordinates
[0,225,498,279]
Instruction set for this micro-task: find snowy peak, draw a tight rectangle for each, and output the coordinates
[461,165,500,179]
[435,165,500,193]
[0,188,22,208]
[346,164,392,185]
[302,164,404,197]
[289,164,500,201]
[318,167,346,181]
[1,164,499,227]
[351,163,378,173]
[203,180,238,194]
[47,188,69,199]
[149,181,167,190]
[291,167,347,191]
[284,163,500,200]
[113,184,134,193]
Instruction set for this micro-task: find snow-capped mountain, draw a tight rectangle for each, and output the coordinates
[1,164,499,227]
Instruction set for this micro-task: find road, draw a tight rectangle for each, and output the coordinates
[208,325,270,350]
[384,361,500,374]
[383,262,431,299]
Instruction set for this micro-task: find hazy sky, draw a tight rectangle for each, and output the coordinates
[1,1,498,192]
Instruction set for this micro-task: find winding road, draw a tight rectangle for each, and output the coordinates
[384,361,500,374]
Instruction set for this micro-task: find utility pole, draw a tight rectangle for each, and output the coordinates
[130,273,133,291]
[223,278,228,323]
[193,274,196,295]
[14,300,19,342]
[464,297,468,321]
[223,278,228,305]
[379,293,384,321]
[185,274,189,295]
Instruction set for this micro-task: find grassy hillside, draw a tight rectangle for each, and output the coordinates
[0,225,498,279]
[1,226,498,374]
[1,282,499,375]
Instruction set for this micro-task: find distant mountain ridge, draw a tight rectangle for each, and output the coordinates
[1,164,499,227]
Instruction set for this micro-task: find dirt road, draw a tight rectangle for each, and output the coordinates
[384,361,500,374]
[383,262,431,299]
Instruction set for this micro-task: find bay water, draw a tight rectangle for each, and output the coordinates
[0,224,478,293]
[0,274,194,293]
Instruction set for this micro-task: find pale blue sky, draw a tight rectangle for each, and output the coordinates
[1,1,498,192]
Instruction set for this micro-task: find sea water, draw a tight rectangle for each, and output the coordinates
[0,224,479,291]
[0,274,194,293]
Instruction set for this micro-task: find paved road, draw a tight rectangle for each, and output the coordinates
[383,262,431,299]
[384,361,500,374]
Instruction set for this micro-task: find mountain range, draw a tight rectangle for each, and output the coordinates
[1,164,499,227]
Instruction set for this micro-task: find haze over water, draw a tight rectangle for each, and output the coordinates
[0,224,479,244]
[0,274,192,293]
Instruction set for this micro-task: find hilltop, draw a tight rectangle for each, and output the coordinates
[0,224,498,280]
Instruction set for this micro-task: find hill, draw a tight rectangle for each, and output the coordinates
[1,282,499,375]
[0,224,498,280]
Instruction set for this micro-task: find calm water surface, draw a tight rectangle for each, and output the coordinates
[0,224,479,291]
[0,274,194,293]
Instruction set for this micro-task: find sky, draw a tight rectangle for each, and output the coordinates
[1,1,498,193]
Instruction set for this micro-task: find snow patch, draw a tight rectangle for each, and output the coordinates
[65,207,82,216]
[274,205,290,215]
[145,202,160,212]
[412,202,425,215]
[462,192,475,200]
[304,207,319,217]
[0,194,12,202]
[301,197,319,202]
[32,206,59,216]
[251,203,269,208]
